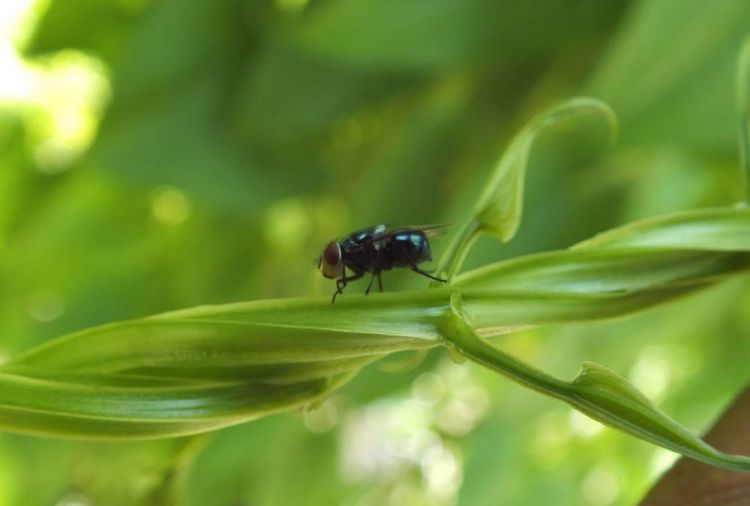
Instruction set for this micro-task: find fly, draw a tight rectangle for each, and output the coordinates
[317,224,448,303]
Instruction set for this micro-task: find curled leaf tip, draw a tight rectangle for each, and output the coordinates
[570,362,750,471]
[473,96,617,243]
[438,97,618,280]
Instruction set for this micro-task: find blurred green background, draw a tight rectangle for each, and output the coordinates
[1,0,750,505]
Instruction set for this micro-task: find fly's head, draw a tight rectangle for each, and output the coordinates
[318,241,343,279]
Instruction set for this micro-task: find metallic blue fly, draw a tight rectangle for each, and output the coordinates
[317,224,448,303]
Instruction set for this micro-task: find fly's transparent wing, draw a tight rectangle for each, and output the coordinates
[387,223,452,240]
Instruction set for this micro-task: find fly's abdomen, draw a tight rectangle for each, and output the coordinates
[386,231,432,268]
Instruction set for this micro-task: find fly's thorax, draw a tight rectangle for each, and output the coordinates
[338,225,387,273]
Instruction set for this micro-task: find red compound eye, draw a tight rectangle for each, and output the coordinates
[323,242,341,265]
[319,241,343,279]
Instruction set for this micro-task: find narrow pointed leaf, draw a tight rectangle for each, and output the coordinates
[0,370,354,439]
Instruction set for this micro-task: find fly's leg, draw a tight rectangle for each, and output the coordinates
[366,244,385,296]
[332,268,364,303]
[335,264,348,299]
[411,265,446,283]
[365,272,379,295]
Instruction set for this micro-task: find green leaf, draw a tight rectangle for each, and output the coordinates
[231,47,400,154]
[456,207,750,334]
[85,0,321,213]
[288,0,628,72]
[574,207,750,250]
[26,0,145,60]
[10,310,440,373]
[587,0,750,150]
[287,0,501,71]
[0,369,353,439]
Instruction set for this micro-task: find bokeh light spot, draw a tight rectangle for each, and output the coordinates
[273,0,310,14]
[649,448,678,477]
[412,371,446,406]
[0,40,35,101]
[421,445,461,500]
[0,0,44,45]
[581,466,620,505]
[568,408,603,438]
[34,138,75,174]
[303,399,339,433]
[1,46,109,163]
[55,493,92,506]
[151,186,191,226]
[264,198,310,253]
[528,411,572,468]
[27,288,65,322]
[628,345,674,402]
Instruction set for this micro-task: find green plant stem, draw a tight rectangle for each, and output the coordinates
[440,293,750,472]
[149,434,212,505]
[436,219,480,281]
